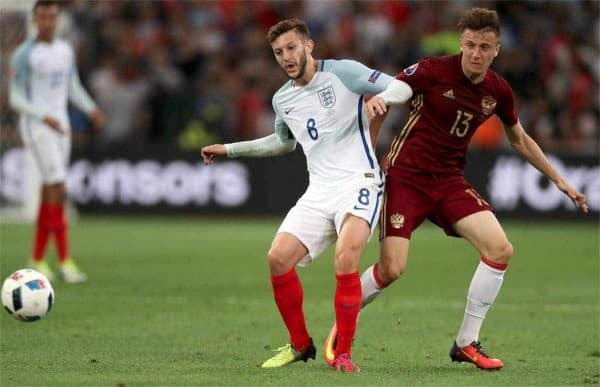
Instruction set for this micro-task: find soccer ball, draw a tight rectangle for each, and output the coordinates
[2,269,54,322]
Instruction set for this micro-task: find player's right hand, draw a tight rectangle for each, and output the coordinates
[365,96,387,118]
[556,180,589,214]
[201,144,227,165]
[43,116,63,133]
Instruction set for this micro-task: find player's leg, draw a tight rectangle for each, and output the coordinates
[449,210,512,370]
[27,130,66,281]
[434,180,511,370]
[328,214,372,372]
[46,131,86,283]
[29,184,55,280]
[261,232,315,368]
[324,237,410,367]
[360,172,430,308]
[361,236,409,307]
[262,203,335,368]
[324,173,427,366]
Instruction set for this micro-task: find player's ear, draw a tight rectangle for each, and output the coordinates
[494,43,501,57]
[305,39,314,54]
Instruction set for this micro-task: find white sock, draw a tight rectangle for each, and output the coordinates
[456,260,506,347]
[361,264,384,308]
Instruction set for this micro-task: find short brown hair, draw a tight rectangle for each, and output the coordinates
[457,8,500,36]
[266,18,310,44]
[33,0,59,13]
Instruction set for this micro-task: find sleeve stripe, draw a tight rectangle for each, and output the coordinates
[368,70,382,83]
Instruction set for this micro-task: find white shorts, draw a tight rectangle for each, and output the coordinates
[19,121,70,184]
[278,173,384,266]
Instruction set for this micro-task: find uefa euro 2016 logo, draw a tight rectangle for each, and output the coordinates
[318,87,336,108]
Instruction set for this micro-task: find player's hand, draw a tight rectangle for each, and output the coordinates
[42,116,63,133]
[556,180,589,213]
[201,144,227,165]
[89,109,105,129]
[366,96,387,118]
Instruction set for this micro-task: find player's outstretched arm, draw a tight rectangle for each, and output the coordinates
[201,133,296,165]
[504,121,588,213]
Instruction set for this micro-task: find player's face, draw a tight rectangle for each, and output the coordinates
[34,5,59,42]
[460,29,500,82]
[271,30,313,80]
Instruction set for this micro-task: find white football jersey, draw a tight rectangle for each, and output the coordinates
[10,37,96,132]
[272,59,394,185]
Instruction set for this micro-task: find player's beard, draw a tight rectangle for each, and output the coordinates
[288,52,308,80]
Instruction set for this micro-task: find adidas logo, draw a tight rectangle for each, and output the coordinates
[443,89,455,99]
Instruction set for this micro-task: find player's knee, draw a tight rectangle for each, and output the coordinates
[335,245,361,271]
[47,183,67,203]
[267,248,293,274]
[379,258,406,284]
[58,188,67,203]
[488,240,513,264]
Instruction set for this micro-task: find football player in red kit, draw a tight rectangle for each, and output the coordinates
[324,7,588,370]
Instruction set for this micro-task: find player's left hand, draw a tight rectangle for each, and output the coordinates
[89,109,105,129]
[556,180,589,213]
[366,96,387,118]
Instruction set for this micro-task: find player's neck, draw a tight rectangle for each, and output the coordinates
[461,65,486,84]
[37,34,55,43]
[464,72,486,84]
[294,58,318,87]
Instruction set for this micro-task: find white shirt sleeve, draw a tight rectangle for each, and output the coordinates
[67,51,97,114]
[9,43,46,121]
[224,133,296,158]
[375,79,413,105]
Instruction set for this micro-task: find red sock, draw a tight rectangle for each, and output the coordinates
[271,269,311,352]
[49,204,69,263]
[335,272,362,356]
[373,263,389,288]
[32,203,52,261]
[481,256,508,271]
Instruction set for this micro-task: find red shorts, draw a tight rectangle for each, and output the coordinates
[379,168,493,239]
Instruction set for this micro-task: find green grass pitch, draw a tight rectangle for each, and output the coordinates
[1,216,598,385]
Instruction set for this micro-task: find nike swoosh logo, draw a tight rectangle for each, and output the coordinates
[461,350,477,363]
[284,108,293,115]
[353,205,368,211]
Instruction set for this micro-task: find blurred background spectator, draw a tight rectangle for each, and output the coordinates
[1,0,598,157]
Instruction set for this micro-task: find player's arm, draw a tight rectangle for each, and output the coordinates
[201,133,296,165]
[201,116,296,165]
[503,120,588,213]
[8,47,61,131]
[369,109,388,148]
[68,61,104,128]
[366,79,413,118]
[327,60,412,118]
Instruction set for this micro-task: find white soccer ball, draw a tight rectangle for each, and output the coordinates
[2,269,54,322]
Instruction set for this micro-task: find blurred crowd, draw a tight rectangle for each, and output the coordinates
[1,0,598,156]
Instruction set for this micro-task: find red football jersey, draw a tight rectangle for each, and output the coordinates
[388,54,518,175]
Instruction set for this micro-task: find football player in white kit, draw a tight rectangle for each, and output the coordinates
[201,18,411,372]
[9,1,104,283]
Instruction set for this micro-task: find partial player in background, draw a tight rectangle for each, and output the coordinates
[324,7,588,370]
[201,18,411,372]
[9,0,104,283]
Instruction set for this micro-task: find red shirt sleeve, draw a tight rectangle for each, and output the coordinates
[395,58,434,94]
[495,78,519,126]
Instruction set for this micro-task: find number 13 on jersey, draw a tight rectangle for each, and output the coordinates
[450,109,473,137]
